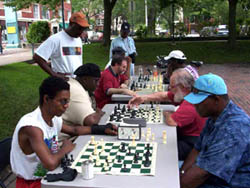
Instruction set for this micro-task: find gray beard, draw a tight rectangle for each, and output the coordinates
[174,89,184,103]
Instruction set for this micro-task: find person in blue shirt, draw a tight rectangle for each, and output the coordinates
[180,73,250,188]
[109,22,137,76]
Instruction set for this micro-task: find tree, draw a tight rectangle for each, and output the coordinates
[26,21,50,55]
[103,0,117,46]
[5,0,60,10]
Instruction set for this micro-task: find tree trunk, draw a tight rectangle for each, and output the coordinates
[103,0,117,46]
[147,0,157,35]
[228,0,238,48]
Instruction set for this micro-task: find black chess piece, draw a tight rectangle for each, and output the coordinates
[118,103,121,110]
[144,156,151,167]
[146,143,150,149]
[128,147,131,155]
[70,154,74,162]
[122,164,129,172]
[150,102,154,108]
[118,155,122,163]
[131,110,136,118]
[122,105,126,113]
[120,142,126,152]
[110,114,114,121]
[114,106,117,114]
[144,83,147,88]
[134,153,138,163]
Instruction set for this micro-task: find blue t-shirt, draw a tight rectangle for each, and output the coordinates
[194,100,250,188]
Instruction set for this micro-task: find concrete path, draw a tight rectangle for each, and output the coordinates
[0,48,33,66]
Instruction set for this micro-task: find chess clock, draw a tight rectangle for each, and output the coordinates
[118,123,141,141]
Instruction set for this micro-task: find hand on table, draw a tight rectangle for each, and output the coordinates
[105,124,118,136]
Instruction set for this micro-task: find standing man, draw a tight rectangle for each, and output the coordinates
[61,63,105,141]
[129,67,206,160]
[33,12,89,80]
[10,77,117,188]
[110,22,137,76]
[180,74,250,188]
[95,55,136,109]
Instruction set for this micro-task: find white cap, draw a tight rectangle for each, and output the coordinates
[164,50,187,61]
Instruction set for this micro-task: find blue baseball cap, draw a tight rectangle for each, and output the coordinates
[184,73,227,104]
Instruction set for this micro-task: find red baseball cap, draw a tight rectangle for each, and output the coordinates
[70,12,89,28]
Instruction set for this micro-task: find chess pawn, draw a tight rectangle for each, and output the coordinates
[107,155,112,163]
[89,155,93,161]
[95,158,101,166]
[151,133,155,141]
[131,134,136,147]
[90,136,95,145]
[141,130,145,138]
[146,133,150,142]
[93,147,98,155]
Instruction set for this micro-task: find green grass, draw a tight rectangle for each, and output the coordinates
[0,63,47,139]
[0,40,250,140]
[83,40,250,66]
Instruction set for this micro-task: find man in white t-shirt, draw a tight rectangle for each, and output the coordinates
[61,63,105,141]
[33,12,89,80]
[10,77,117,188]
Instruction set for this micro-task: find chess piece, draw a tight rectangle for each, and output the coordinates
[107,155,112,163]
[96,156,101,166]
[131,134,136,147]
[144,155,151,167]
[151,133,155,141]
[117,155,122,163]
[90,136,95,145]
[70,154,74,162]
[162,130,167,144]
[120,142,126,152]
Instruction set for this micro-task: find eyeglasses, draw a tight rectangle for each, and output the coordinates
[58,99,70,106]
[191,87,215,95]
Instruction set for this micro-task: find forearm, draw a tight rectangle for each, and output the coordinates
[143,92,169,102]
[165,112,177,126]
[123,79,130,86]
[33,54,55,76]
[107,88,128,95]
[181,148,199,172]
[84,113,103,126]
[180,165,210,188]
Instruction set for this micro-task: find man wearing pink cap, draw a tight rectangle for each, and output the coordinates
[129,67,206,160]
[34,12,89,80]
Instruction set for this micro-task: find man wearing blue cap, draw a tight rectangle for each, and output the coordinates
[180,73,250,188]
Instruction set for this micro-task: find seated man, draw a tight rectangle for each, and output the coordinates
[105,47,132,78]
[95,55,136,109]
[10,77,117,188]
[129,67,206,160]
[61,63,105,141]
[163,50,187,84]
[180,74,250,188]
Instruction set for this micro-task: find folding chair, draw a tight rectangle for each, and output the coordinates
[0,137,12,188]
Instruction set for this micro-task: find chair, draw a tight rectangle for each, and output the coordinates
[0,137,12,188]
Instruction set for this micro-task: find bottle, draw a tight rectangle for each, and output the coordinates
[153,65,158,77]
[51,136,58,154]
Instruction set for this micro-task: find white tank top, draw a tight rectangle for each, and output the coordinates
[10,107,62,180]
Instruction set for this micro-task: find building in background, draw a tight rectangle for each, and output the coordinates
[0,0,71,48]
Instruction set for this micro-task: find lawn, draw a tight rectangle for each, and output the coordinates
[84,40,250,68]
[0,40,250,140]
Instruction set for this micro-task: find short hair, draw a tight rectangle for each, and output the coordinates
[74,63,101,78]
[111,55,126,66]
[112,47,125,56]
[172,68,195,90]
[39,77,70,106]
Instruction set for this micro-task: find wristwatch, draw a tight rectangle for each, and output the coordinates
[180,170,185,175]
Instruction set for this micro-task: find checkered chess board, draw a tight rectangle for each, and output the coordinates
[107,105,163,124]
[71,141,157,176]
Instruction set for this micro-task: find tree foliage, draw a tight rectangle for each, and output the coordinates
[26,21,50,44]
[5,0,60,10]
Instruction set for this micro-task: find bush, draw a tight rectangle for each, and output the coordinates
[26,21,51,44]
[135,25,148,39]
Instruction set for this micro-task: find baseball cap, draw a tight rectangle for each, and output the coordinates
[164,50,187,61]
[74,63,101,77]
[70,12,89,28]
[112,47,126,56]
[184,73,227,104]
[121,22,130,32]
[184,65,199,80]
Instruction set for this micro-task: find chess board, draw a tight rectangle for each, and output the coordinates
[71,141,157,176]
[107,104,163,124]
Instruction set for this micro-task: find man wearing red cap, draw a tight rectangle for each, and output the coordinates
[33,12,89,80]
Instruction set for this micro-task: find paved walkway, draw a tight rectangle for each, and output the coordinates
[0,48,33,66]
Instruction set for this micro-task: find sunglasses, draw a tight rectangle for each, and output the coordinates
[191,87,215,95]
[58,99,70,106]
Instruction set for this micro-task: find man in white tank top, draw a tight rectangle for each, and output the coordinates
[10,77,117,188]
